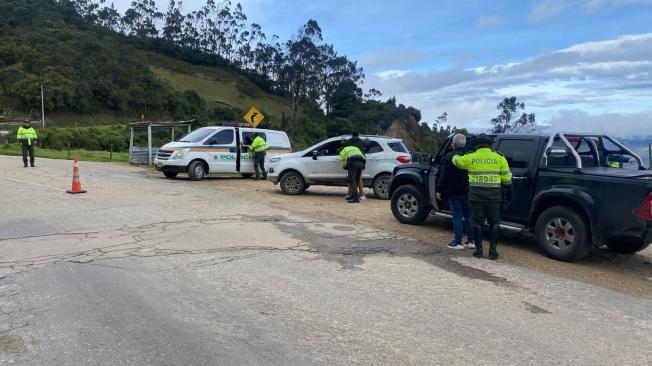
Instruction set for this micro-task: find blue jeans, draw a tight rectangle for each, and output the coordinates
[448,195,474,244]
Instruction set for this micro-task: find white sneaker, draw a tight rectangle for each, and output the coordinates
[360,195,367,201]
[447,242,465,250]
[465,241,476,249]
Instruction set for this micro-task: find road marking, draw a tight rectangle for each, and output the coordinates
[0,176,66,191]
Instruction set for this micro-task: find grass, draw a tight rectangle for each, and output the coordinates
[0,144,129,163]
[149,59,292,122]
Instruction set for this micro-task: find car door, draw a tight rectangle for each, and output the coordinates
[495,138,537,223]
[240,130,267,174]
[308,139,346,182]
[205,128,236,173]
[361,140,385,179]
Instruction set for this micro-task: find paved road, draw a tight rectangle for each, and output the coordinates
[0,156,650,365]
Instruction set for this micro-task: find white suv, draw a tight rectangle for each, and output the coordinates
[267,135,411,199]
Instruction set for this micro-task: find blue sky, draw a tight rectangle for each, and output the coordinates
[111,0,652,137]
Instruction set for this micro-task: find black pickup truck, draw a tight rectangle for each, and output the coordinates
[389,132,652,261]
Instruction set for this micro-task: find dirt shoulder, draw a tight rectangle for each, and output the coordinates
[188,175,652,298]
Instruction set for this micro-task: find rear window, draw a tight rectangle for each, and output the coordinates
[177,128,214,143]
[388,142,408,153]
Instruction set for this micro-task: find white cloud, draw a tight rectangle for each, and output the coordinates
[528,0,571,24]
[364,32,652,136]
[375,70,411,80]
[544,110,652,137]
[475,15,504,28]
[529,0,652,23]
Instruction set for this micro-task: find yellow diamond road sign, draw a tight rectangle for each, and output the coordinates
[243,107,265,127]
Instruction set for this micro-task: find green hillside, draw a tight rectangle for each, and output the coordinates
[0,0,458,154]
[145,52,292,123]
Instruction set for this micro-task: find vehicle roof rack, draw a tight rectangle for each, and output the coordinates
[221,121,251,127]
[543,132,645,170]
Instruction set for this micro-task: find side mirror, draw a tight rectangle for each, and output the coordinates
[312,150,319,160]
[206,139,217,145]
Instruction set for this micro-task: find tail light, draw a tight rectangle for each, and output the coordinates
[637,193,652,220]
[396,155,411,164]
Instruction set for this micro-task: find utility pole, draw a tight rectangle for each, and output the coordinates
[40,84,45,128]
[648,143,651,170]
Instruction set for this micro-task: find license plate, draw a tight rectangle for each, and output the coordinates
[156,162,163,168]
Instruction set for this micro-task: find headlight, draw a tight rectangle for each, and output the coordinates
[270,157,282,163]
[172,148,189,160]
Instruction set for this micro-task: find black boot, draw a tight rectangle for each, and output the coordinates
[473,245,483,258]
[488,250,499,260]
[488,224,499,260]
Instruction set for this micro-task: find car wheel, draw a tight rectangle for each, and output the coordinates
[390,184,431,225]
[280,171,305,195]
[372,173,391,200]
[535,206,592,261]
[188,161,205,181]
[605,236,650,254]
[163,171,178,179]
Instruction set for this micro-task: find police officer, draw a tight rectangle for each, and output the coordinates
[249,133,269,180]
[17,119,37,168]
[452,134,512,259]
[340,131,368,200]
[339,145,366,203]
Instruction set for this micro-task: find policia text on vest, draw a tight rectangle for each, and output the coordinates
[452,142,512,260]
[16,123,38,168]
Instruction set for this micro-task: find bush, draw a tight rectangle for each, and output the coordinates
[38,125,129,151]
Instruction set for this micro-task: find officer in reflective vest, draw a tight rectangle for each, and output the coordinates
[16,119,38,168]
[249,133,269,180]
[339,145,366,203]
[452,134,512,259]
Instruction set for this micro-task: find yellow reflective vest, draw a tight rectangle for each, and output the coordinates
[452,147,512,201]
[339,146,365,168]
[17,127,37,146]
[250,136,268,153]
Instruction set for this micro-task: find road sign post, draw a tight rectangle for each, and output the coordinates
[243,107,265,128]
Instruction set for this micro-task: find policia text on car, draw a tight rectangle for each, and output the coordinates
[453,134,512,260]
[16,119,38,168]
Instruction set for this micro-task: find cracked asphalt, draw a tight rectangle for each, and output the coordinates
[0,156,650,365]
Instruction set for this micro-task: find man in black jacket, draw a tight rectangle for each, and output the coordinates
[436,133,474,250]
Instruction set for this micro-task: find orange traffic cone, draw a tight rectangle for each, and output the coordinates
[66,155,87,194]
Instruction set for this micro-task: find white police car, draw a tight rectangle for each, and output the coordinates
[154,126,291,180]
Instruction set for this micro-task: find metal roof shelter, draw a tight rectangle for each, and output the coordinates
[128,120,194,165]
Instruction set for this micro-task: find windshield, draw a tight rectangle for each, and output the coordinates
[177,128,215,143]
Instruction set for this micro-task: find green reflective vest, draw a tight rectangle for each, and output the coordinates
[452,147,512,201]
[339,146,365,168]
[17,127,37,145]
[250,136,268,153]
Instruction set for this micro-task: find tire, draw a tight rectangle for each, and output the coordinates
[241,173,254,178]
[605,236,650,254]
[372,173,392,200]
[535,206,592,261]
[188,161,206,181]
[280,171,305,195]
[163,171,178,179]
[390,184,431,225]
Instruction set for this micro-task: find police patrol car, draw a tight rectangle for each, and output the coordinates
[153,126,291,180]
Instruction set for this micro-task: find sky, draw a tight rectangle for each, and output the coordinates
[111,0,652,137]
